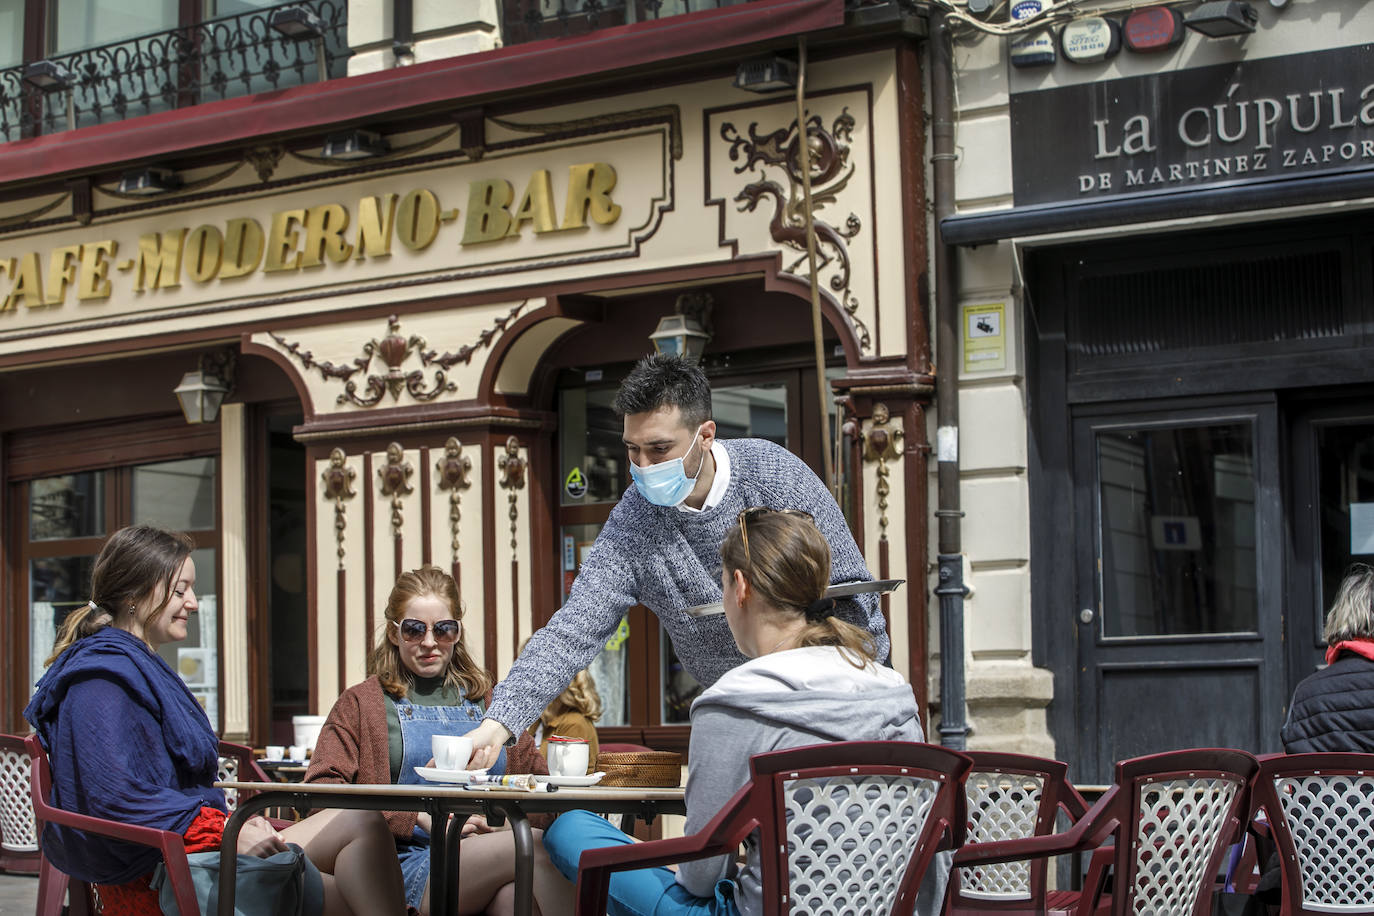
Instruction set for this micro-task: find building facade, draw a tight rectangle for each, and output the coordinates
[944,0,1374,780]
[0,0,941,752]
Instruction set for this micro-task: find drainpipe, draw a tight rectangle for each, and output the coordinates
[931,11,969,750]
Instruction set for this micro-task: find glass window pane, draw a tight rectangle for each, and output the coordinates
[559,388,625,506]
[711,383,787,445]
[30,555,97,689]
[53,0,178,53]
[159,547,219,729]
[0,0,23,68]
[30,472,106,540]
[133,457,217,530]
[1316,423,1374,615]
[662,634,701,723]
[562,522,628,726]
[1098,424,1257,637]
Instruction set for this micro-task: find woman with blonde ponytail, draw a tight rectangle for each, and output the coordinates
[544,508,942,916]
[25,526,405,916]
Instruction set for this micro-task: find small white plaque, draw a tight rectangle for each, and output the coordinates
[1351,503,1374,555]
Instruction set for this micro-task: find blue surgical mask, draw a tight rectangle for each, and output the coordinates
[629,425,707,507]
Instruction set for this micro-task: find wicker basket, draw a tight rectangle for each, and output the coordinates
[596,751,683,787]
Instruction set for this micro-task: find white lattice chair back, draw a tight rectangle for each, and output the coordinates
[1273,771,1374,912]
[1129,776,1242,916]
[217,755,241,812]
[958,770,1045,901]
[783,771,939,915]
[0,743,39,853]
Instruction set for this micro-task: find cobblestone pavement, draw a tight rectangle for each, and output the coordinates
[0,871,38,915]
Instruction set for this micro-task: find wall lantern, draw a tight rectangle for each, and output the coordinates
[117,167,181,196]
[22,59,74,91]
[1184,1,1258,38]
[269,6,325,40]
[321,129,389,160]
[733,56,797,93]
[1123,7,1185,52]
[175,352,235,425]
[649,292,714,364]
[1060,17,1121,63]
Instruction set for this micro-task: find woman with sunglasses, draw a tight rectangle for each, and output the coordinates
[543,508,938,916]
[306,565,570,916]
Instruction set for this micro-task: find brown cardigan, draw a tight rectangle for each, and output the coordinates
[305,675,550,839]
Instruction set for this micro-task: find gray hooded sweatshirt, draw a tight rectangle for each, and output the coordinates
[678,645,949,916]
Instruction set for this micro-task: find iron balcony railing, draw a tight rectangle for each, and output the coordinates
[0,0,347,144]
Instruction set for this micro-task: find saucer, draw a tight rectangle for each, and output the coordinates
[533,772,605,787]
[414,766,489,784]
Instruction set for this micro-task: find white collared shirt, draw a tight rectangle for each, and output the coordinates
[677,440,731,513]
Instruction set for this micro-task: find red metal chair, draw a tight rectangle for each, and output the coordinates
[945,751,1090,915]
[0,732,41,874]
[1251,752,1374,915]
[575,740,972,916]
[953,748,1259,916]
[28,734,272,916]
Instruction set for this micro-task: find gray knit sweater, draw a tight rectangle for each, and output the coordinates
[485,437,887,735]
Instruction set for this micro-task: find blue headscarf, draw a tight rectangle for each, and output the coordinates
[24,626,226,885]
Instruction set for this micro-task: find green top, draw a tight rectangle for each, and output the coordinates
[384,675,469,782]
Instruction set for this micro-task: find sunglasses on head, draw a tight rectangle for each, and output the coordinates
[736,507,815,569]
[391,618,461,643]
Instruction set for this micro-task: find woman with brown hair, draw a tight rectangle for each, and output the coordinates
[25,525,404,916]
[306,565,570,916]
[542,508,937,916]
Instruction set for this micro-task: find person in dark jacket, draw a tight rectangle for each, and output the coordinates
[1282,563,1374,753]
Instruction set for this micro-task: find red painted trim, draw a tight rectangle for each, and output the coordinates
[0,0,843,187]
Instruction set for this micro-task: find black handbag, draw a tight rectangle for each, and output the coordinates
[150,842,324,916]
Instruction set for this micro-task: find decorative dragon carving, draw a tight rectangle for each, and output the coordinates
[721,108,869,351]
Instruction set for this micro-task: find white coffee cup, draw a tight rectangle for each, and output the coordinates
[432,735,474,771]
[549,738,590,777]
[264,745,285,761]
[288,745,307,762]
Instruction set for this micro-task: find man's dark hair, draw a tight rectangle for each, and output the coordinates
[613,353,712,427]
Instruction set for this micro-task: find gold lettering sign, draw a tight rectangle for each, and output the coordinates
[0,163,622,310]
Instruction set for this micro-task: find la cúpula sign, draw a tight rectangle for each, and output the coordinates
[1009,43,1374,206]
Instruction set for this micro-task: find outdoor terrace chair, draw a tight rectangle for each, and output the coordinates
[0,732,40,874]
[575,740,972,916]
[1251,751,1374,915]
[28,734,272,916]
[945,750,1090,915]
[953,747,1259,916]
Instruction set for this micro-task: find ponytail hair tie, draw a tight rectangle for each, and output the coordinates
[87,600,101,613]
[803,597,836,623]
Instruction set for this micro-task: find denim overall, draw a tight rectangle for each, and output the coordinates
[393,693,507,908]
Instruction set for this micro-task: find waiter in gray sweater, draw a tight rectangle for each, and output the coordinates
[467,353,888,767]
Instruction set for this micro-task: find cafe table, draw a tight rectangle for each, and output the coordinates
[214,779,687,916]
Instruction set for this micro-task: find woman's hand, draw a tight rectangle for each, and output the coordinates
[236,816,289,857]
[460,814,496,838]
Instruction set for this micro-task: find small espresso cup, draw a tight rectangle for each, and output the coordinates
[288,745,307,762]
[432,734,474,771]
[548,737,590,777]
[264,745,286,761]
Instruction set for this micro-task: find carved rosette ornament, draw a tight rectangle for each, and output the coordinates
[497,436,527,551]
[435,437,473,563]
[863,403,904,539]
[270,303,527,409]
[721,108,869,350]
[321,448,357,568]
[377,443,414,536]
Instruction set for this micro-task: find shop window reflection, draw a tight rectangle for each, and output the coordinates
[29,472,105,540]
[1097,423,1258,637]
